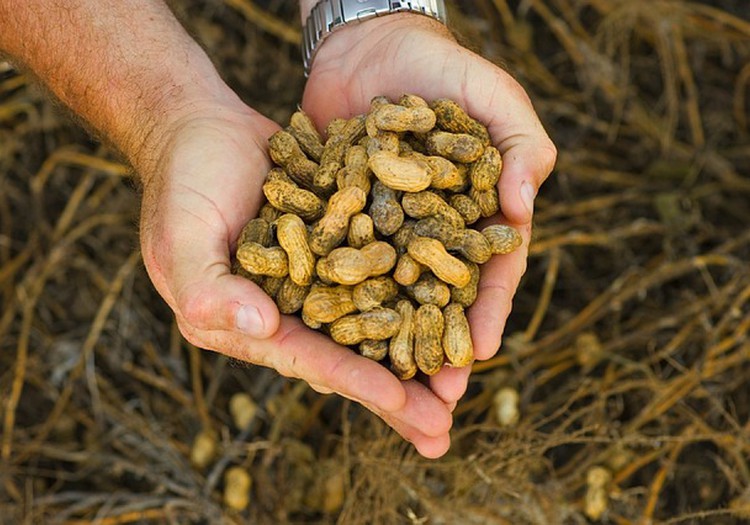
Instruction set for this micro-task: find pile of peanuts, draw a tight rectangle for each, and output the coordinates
[234,95,522,379]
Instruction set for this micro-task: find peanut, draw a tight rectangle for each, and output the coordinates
[407,236,471,288]
[371,103,436,134]
[451,259,480,307]
[316,241,396,285]
[276,214,315,286]
[259,202,283,223]
[369,181,404,236]
[391,220,417,253]
[236,243,288,278]
[316,115,367,193]
[359,339,389,361]
[449,194,482,225]
[413,217,492,264]
[414,304,444,375]
[393,253,424,286]
[389,300,417,380]
[407,273,451,307]
[288,110,324,162]
[482,224,523,254]
[276,277,310,314]
[346,213,376,249]
[401,190,465,230]
[442,303,473,366]
[399,93,430,108]
[263,177,325,222]
[309,186,367,256]
[430,98,491,146]
[336,145,371,194]
[353,276,399,312]
[223,466,252,511]
[302,284,357,324]
[268,130,319,192]
[237,217,272,247]
[368,151,432,192]
[329,307,401,346]
[425,131,485,163]
[469,186,501,217]
[470,145,502,191]
[260,275,285,298]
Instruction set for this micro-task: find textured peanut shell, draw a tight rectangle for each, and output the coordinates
[442,303,474,367]
[288,110,324,162]
[237,218,272,247]
[414,304,445,375]
[263,179,325,222]
[369,181,404,236]
[360,241,397,276]
[316,115,367,193]
[451,260,480,307]
[276,214,315,286]
[423,155,466,191]
[359,339,389,361]
[482,224,523,254]
[368,151,432,192]
[236,243,288,278]
[401,191,465,230]
[407,273,451,307]
[258,202,283,223]
[268,130,319,191]
[302,285,357,324]
[336,145,371,194]
[329,307,401,346]
[389,300,417,380]
[309,186,367,256]
[430,98,491,146]
[398,94,429,108]
[372,104,436,134]
[407,236,471,288]
[469,186,501,218]
[426,131,485,163]
[260,275,285,298]
[470,146,502,191]
[353,276,399,312]
[449,194,482,225]
[347,213,376,249]
[276,277,310,314]
[316,242,395,285]
[393,253,423,286]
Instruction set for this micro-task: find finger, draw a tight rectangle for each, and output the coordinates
[428,364,472,405]
[363,380,453,458]
[179,315,408,414]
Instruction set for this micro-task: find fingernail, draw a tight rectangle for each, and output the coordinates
[236,305,265,337]
[520,181,535,217]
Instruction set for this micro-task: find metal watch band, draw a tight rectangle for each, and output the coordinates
[302,0,447,76]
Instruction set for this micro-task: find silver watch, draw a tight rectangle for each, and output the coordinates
[302,0,447,76]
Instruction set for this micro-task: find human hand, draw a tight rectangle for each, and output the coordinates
[302,13,557,434]
[138,98,453,458]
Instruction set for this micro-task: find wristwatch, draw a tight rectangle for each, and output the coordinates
[302,0,447,76]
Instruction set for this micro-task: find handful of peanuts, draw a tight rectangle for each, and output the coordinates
[234,94,522,379]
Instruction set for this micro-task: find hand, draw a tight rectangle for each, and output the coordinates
[303,13,557,432]
[138,98,453,458]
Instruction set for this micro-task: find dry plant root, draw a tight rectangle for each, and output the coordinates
[234,95,524,377]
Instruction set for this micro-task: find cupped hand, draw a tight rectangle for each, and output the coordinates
[138,100,452,458]
[303,13,557,419]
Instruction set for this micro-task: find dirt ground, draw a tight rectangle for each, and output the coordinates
[1,1,750,523]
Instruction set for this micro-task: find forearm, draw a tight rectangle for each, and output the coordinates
[0,0,236,175]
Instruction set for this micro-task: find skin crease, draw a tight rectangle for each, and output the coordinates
[0,1,556,459]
